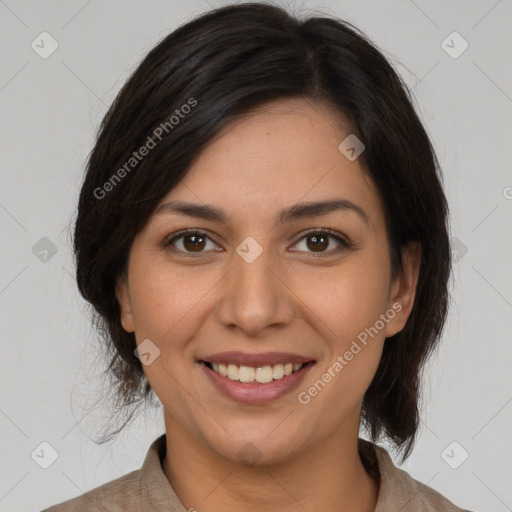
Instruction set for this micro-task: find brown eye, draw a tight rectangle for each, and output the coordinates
[182,233,206,252]
[292,229,351,255]
[164,228,352,257]
[164,230,219,254]
[306,233,329,252]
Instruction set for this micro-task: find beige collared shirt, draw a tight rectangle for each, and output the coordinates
[42,434,472,511]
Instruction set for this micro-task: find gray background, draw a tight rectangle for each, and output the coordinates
[1,0,511,510]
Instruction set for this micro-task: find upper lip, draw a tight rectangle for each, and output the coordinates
[198,351,315,367]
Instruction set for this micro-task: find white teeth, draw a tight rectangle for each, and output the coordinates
[255,366,273,383]
[239,365,255,382]
[272,364,284,379]
[227,364,239,380]
[208,362,305,383]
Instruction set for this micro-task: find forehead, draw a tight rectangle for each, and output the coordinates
[157,98,385,231]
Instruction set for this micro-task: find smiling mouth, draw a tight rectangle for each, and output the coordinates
[201,361,314,384]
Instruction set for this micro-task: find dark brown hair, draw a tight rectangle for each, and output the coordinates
[73,1,451,460]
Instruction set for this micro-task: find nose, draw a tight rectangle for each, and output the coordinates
[216,243,295,337]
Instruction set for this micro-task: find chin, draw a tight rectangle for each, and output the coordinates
[202,425,304,467]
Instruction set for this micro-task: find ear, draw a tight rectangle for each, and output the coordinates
[116,273,135,333]
[384,241,422,338]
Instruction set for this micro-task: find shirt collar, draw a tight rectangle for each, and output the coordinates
[139,434,186,511]
[139,433,414,511]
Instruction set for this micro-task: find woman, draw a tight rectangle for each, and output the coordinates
[43,2,474,511]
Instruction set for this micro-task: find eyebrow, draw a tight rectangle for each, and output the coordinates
[155,198,370,227]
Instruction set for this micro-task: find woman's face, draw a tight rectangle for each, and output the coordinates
[117,97,419,465]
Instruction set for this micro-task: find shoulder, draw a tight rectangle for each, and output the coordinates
[385,461,474,512]
[41,469,142,512]
[358,438,476,512]
[40,434,175,512]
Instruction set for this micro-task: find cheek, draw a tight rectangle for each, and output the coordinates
[299,256,392,349]
[292,248,390,406]
[127,264,205,414]
[296,266,388,416]
[127,258,232,391]
[126,264,200,390]
[307,337,385,422]
[129,260,208,340]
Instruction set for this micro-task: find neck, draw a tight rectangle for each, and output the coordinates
[162,414,379,512]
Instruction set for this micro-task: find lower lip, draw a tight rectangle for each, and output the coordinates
[198,361,315,404]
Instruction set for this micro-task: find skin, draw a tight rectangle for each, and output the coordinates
[116,97,421,512]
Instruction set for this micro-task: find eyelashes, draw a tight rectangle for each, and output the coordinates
[163,229,221,255]
[162,228,354,257]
